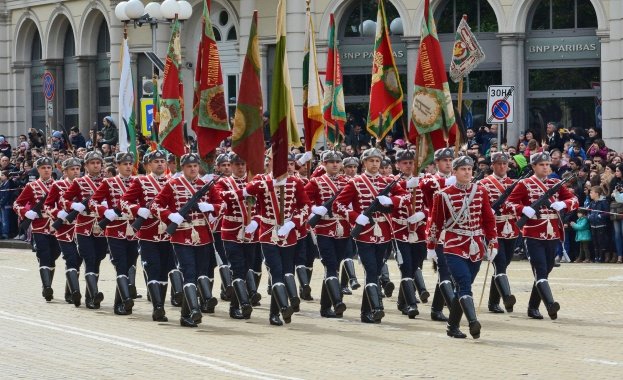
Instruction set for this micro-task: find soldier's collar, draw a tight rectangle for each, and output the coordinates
[437,171,451,178]
[455,182,471,191]
[364,171,380,178]
[233,174,247,181]
[493,174,506,181]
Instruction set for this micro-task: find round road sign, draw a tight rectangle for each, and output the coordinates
[491,99,510,120]
[43,72,55,101]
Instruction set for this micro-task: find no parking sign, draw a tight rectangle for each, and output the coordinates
[43,71,55,101]
[486,85,514,124]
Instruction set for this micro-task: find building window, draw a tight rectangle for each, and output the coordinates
[227,74,237,119]
[63,29,79,129]
[341,0,402,38]
[211,4,236,42]
[529,0,597,31]
[528,67,599,92]
[31,31,45,130]
[436,0,498,33]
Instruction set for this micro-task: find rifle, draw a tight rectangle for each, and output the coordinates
[350,173,404,239]
[131,200,154,230]
[19,194,48,230]
[516,173,577,229]
[491,169,534,214]
[51,195,91,230]
[165,174,222,235]
[471,170,486,183]
[308,190,342,228]
[98,207,122,230]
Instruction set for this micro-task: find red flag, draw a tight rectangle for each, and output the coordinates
[323,14,346,145]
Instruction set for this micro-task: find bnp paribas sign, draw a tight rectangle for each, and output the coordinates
[525,36,600,60]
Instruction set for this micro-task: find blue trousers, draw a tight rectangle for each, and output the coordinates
[32,233,61,268]
[435,243,452,282]
[317,236,347,278]
[355,241,389,284]
[246,243,263,273]
[139,240,173,283]
[396,241,426,278]
[76,235,108,274]
[492,238,517,275]
[223,241,255,279]
[107,237,139,277]
[208,233,229,278]
[260,243,295,284]
[58,240,82,271]
[446,254,482,297]
[525,238,558,280]
[172,243,212,285]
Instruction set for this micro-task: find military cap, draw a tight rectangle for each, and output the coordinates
[381,158,392,167]
[115,152,135,164]
[62,157,82,170]
[530,151,551,165]
[342,157,359,167]
[434,147,455,161]
[35,157,53,168]
[180,153,201,166]
[167,154,176,163]
[288,153,297,162]
[396,149,416,162]
[322,151,342,162]
[361,148,383,161]
[490,152,510,163]
[216,153,230,165]
[229,153,245,164]
[84,151,103,163]
[147,150,167,162]
[452,155,474,170]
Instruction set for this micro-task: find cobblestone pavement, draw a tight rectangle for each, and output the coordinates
[1,247,622,379]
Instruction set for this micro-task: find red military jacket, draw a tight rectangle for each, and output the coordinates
[426,183,498,261]
[507,175,579,241]
[480,174,520,239]
[392,175,427,243]
[419,172,453,210]
[151,175,223,246]
[90,175,137,240]
[44,178,75,242]
[304,174,350,239]
[215,174,258,243]
[61,175,105,237]
[13,178,54,234]
[244,174,310,247]
[121,174,170,242]
[333,172,409,243]
[293,174,311,239]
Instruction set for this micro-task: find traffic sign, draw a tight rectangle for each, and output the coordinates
[486,85,514,124]
[43,71,55,101]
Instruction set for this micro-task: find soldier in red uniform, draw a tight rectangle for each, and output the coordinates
[339,156,361,295]
[419,147,458,322]
[392,149,429,319]
[480,152,519,313]
[378,157,396,298]
[427,156,498,339]
[151,153,223,327]
[333,148,409,323]
[121,150,172,322]
[14,157,58,302]
[244,163,311,326]
[90,152,138,316]
[305,151,348,318]
[507,152,579,320]
[44,157,83,307]
[61,151,107,309]
[211,153,234,303]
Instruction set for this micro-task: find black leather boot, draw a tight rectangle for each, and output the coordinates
[66,269,81,307]
[360,284,375,323]
[168,269,184,307]
[128,265,142,299]
[148,282,167,322]
[115,275,134,315]
[365,283,385,322]
[399,278,419,319]
[296,265,313,301]
[326,276,347,316]
[64,282,72,304]
[439,280,456,308]
[232,278,252,319]
[179,285,198,327]
[183,283,203,324]
[413,268,430,303]
[319,280,336,318]
[494,273,516,312]
[340,264,352,295]
[459,295,481,339]
[197,276,218,313]
[430,283,448,322]
[39,267,54,301]
[85,273,104,309]
[284,273,301,312]
[272,283,293,324]
[269,291,283,326]
[488,276,504,313]
[144,270,151,302]
[446,297,466,338]
[343,259,361,290]
[246,270,262,306]
[536,279,560,320]
[219,264,234,300]
[527,282,543,319]
[379,263,394,297]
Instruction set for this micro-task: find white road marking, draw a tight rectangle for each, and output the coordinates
[0,311,302,380]
[0,265,29,271]
[584,358,623,366]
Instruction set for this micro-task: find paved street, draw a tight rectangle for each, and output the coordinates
[1,247,622,379]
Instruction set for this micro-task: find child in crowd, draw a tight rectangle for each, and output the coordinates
[587,186,610,262]
[571,209,592,263]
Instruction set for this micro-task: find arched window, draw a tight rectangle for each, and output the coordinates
[63,28,79,130]
[212,6,236,42]
[96,22,111,124]
[341,0,402,39]
[530,0,597,31]
[436,0,498,33]
[31,31,46,130]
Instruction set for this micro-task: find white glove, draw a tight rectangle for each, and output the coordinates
[71,202,86,213]
[377,195,393,206]
[355,214,370,226]
[427,249,438,262]
[274,177,287,187]
[242,188,250,198]
[198,202,214,213]
[245,220,259,234]
[407,211,426,224]
[445,176,457,186]
[487,247,498,261]
[137,207,151,219]
[277,220,296,237]
[311,205,328,216]
[104,209,118,221]
[25,210,38,220]
[551,201,566,211]
[201,173,215,183]
[406,176,419,189]
[522,206,536,218]
[297,151,313,166]
[101,200,108,209]
[208,214,217,224]
[168,212,184,225]
[57,210,68,220]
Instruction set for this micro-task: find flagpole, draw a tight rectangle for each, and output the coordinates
[455,78,464,154]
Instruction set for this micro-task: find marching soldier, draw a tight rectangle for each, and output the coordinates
[378,156,396,299]
[338,156,361,295]
[90,152,138,316]
[333,148,408,323]
[305,151,348,318]
[211,153,234,302]
[480,152,519,313]
[121,150,174,322]
[244,163,311,325]
[151,153,223,327]
[426,156,498,339]
[61,151,107,309]
[44,157,83,307]
[14,157,59,302]
[419,147,457,322]
[507,152,579,320]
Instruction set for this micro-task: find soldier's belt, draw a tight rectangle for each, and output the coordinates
[179,220,207,228]
[223,215,244,223]
[495,215,515,222]
[392,218,410,226]
[445,228,483,237]
[537,214,559,220]
[260,216,281,226]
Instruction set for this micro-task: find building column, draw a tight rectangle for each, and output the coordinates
[599,28,621,151]
[498,33,525,147]
[109,19,124,122]
[259,43,269,112]
[403,36,420,127]
[76,56,96,136]
[11,62,31,136]
[286,0,307,133]
[238,0,257,70]
[42,59,64,132]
